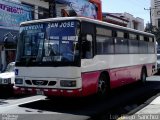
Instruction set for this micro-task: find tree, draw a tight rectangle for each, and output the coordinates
[145,23,160,45]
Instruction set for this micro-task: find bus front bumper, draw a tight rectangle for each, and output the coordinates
[13,86,83,97]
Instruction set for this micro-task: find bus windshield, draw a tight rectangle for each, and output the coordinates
[16,21,80,66]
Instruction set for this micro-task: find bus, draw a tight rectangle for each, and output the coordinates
[14,17,157,97]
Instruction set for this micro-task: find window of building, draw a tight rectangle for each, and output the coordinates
[38,7,49,19]
[21,2,34,19]
[133,22,138,30]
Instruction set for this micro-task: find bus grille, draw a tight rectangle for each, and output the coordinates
[32,80,48,86]
[25,80,57,86]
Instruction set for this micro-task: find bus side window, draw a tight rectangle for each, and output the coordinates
[81,34,93,59]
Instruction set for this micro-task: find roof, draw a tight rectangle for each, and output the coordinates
[20,17,154,36]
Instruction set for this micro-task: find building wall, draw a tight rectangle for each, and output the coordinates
[20,0,49,19]
[123,12,144,31]
[151,0,160,28]
[103,12,144,31]
[0,0,34,70]
[20,0,48,8]
[0,0,49,71]
[103,13,129,27]
[20,0,70,19]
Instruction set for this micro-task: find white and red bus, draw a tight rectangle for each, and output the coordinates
[14,17,157,97]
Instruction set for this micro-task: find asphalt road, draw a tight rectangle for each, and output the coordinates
[0,80,160,120]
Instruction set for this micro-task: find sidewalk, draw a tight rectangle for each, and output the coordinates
[137,76,160,114]
[118,76,160,120]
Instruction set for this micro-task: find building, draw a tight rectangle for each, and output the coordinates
[0,0,36,71]
[150,0,160,46]
[103,12,144,31]
[103,13,129,27]
[19,0,100,19]
[151,0,160,28]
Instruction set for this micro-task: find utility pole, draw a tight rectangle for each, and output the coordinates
[144,7,158,31]
[144,7,158,33]
[144,7,153,28]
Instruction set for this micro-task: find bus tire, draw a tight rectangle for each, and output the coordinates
[97,74,109,97]
[141,67,147,84]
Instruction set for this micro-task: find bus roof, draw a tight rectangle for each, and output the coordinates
[20,17,154,37]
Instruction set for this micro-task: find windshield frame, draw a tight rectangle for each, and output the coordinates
[16,20,81,67]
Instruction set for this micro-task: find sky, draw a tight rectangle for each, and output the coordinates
[102,0,151,25]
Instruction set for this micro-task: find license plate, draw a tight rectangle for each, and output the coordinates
[36,89,44,95]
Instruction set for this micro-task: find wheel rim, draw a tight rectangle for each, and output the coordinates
[98,77,106,95]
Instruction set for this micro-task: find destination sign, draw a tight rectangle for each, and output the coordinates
[22,24,44,31]
[47,21,75,28]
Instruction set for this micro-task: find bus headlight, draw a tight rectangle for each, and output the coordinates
[15,78,23,84]
[60,80,76,87]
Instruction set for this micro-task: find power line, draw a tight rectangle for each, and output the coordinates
[130,0,147,9]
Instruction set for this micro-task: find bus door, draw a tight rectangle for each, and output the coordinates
[81,22,95,62]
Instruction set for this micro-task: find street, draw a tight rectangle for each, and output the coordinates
[0,80,160,120]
